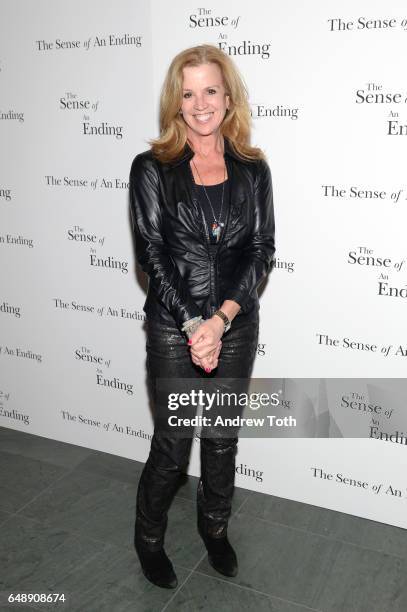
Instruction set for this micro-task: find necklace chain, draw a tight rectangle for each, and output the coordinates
[191,158,226,243]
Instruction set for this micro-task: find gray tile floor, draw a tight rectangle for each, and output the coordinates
[0,425,406,612]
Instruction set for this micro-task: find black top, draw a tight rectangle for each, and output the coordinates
[194,179,230,244]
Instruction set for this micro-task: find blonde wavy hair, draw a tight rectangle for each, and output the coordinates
[150,44,265,163]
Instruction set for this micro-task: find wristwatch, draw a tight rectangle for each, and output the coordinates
[213,309,231,333]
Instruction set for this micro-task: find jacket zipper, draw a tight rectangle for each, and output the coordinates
[193,196,218,312]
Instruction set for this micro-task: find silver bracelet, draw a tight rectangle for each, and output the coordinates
[181,315,203,331]
[181,315,202,332]
[182,316,204,339]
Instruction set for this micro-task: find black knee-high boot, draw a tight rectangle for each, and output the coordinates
[197,436,239,577]
[135,429,193,588]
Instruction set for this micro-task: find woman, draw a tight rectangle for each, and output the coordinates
[129,44,275,589]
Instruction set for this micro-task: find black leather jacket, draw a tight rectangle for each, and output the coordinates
[129,137,275,331]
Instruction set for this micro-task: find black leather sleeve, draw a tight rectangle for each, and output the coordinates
[222,158,275,310]
[129,153,202,329]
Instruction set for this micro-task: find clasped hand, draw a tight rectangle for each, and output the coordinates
[187,317,224,372]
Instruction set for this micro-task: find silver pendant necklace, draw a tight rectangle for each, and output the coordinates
[191,159,226,243]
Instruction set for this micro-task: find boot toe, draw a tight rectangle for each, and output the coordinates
[136,544,178,589]
[208,552,238,577]
[143,567,178,589]
[199,532,238,577]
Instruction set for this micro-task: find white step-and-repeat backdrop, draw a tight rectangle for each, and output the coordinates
[1,0,406,529]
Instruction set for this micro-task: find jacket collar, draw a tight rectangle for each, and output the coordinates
[167,135,251,167]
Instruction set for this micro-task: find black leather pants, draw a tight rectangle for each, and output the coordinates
[135,314,259,551]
